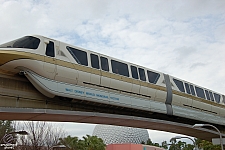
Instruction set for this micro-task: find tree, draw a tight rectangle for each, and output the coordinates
[59,135,105,150]
[195,138,221,150]
[169,139,183,150]
[169,138,194,150]
[79,134,105,150]
[142,138,168,149]
[16,121,65,150]
[161,141,168,149]
[59,135,79,150]
[146,138,153,145]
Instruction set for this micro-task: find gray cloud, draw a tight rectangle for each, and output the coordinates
[190,62,206,70]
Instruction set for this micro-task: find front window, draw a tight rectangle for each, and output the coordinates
[0,36,40,49]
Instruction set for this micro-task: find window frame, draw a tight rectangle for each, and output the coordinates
[190,84,196,96]
[173,78,185,93]
[147,70,160,84]
[111,59,129,77]
[138,68,146,81]
[66,46,88,66]
[214,93,221,103]
[100,56,109,72]
[209,91,214,101]
[90,53,100,69]
[185,83,191,94]
[46,41,55,57]
[195,86,206,99]
[204,90,210,100]
[131,65,139,79]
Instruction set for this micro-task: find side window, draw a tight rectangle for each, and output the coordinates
[67,46,88,66]
[46,41,55,57]
[138,68,146,81]
[190,85,196,96]
[209,91,214,101]
[91,54,99,69]
[214,93,220,103]
[100,57,109,71]
[185,83,191,94]
[147,70,160,84]
[195,86,206,99]
[173,79,185,92]
[222,95,225,104]
[131,66,139,79]
[111,60,129,77]
[205,90,210,100]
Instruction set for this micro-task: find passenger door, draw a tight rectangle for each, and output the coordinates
[43,39,58,80]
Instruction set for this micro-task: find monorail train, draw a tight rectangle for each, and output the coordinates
[0,35,224,125]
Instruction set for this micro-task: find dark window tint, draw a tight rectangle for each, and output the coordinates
[46,41,55,57]
[185,83,191,94]
[67,46,88,66]
[209,91,214,101]
[91,54,99,69]
[205,90,210,100]
[131,66,139,79]
[0,36,40,49]
[111,60,129,77]
[173,79,185,92]
[190,85,196,96]
[100,57,109,71]
[138,68,146,81]
[195,86,206,99]
[222,95,225,104]
[147,70,160,84]
[214,93,220,103]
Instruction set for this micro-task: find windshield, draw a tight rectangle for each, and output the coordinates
[0,36,40,49]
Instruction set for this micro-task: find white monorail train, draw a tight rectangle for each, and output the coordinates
[0,35,224,125]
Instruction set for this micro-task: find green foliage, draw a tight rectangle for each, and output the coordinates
[168,140,194,150]
[59,135,79,150]
[144,137,195,150]
[59,134,105,150]
[161,141,168,149]
[79,134,105,150]
[196,139,221,150]
[59,135,223,150]
[166,138,221,150]
[143,138,167,149]
[146,138,153,145]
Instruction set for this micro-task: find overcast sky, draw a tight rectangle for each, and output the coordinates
[1,0,225,144]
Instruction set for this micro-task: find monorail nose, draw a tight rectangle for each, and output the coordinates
[0,50,29,66]
[0,50,9,66]
[0,50,32,76]
[0,50,17,66]
[0,50,22,75]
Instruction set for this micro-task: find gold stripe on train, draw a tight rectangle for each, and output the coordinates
[0,50,41,66]
[1,50,224,109]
